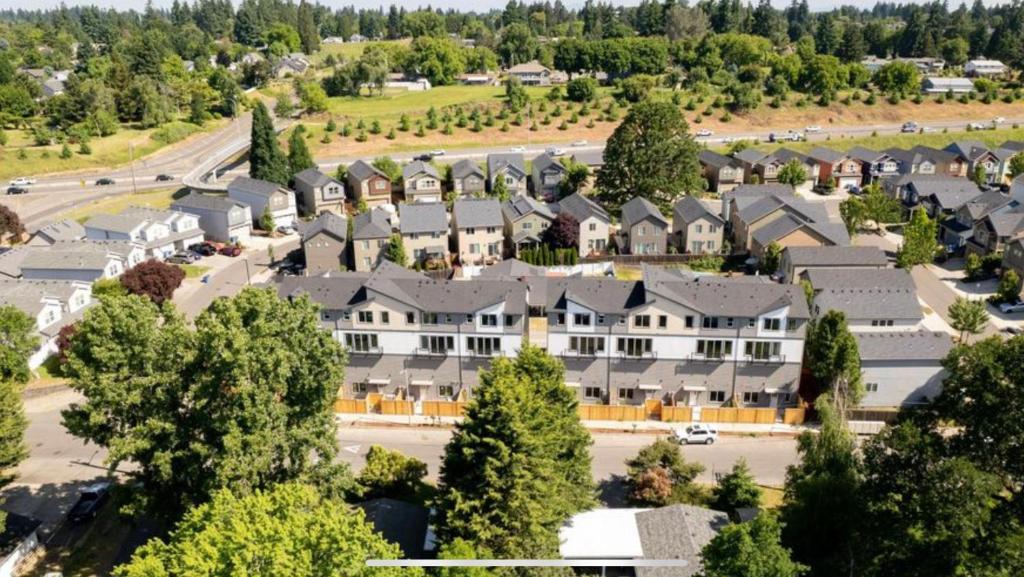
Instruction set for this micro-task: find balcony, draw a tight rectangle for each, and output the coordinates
[688,353,728,363]
[618,350,657,361]
[744,354,786,365]
[561,349,601,359]
[349,346,383,356]
[414,347,449,358]
[468,349,502,359]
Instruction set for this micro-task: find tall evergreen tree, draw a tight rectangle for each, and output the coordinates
[287,126,317,184]
[0,306,33,528]
[297,0,320,55]
[805,310,863,410]
[249,101,289,186]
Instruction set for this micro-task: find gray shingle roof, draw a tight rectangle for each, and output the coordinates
[643,265,811,318]
[620,197,668,227]
[399,202,447,234]
[293,168,336,189]
[699,149,738,169]
[20,249,117,272]
[487,153,526,177]
[962,192,1012,220]
[502,195,554,222]
[673,195,723,226]
[814,287,922,321]
[453,199,503,229]
[635,505,730,577]
[228,176,286,198]
[855,331,953,362]
[83,214,144,235]
[348,160,388,182]
[945,140,992,162]
[34,219,84,243]
[557,192,610,224]
[302,212,347,242]
[0,279,82,316]
[914,177,983,210]
[172,192,247,213]
[804,267,914,291]
[402,160,440,181]
[451,159,484,180]
[476,258,547,279]
[807,146,848,164]
[723,183,795,203]
[848,146,885,163]
[545,277,648,314]
[352,208,392,240]
[985,210,1024,237]
[784,246,888,268]
[733,148,767,164]
[532,152,566,174]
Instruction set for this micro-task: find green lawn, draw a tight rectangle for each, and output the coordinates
[63,187,187,223]
[177,264,211,279]
[311,39,411,65]
[718,125,1024,156]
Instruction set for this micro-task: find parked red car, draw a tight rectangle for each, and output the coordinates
[219,245,242,257]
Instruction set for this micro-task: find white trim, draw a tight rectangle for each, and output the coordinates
[564,381,582,388]
[682,385,707,392]
[638,383,661,391]
[367,378,391,386]
[410,380,433,386]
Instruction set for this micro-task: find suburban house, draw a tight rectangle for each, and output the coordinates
[618,197,670,255]
[913,177,983,219]
[672,195,724,255]
[487,153,528,196]
[398,202,449,267]
[885,147,940,177]
[1002,239,1024,297]
[351,208,394,272]
[302,212,348,275]
[227,176,297,229]
[0,278,92,368]
[273,53,310,78]
[807,147,864,191]
[449,159,486,198]
[922,77,975,94]
[84,208,204,260]
[293,168,346,216]
[28,219,85,246]
[507,60,552,85]
[848,147,901,185]
[451,199,504,266]
[171,192,253,244]
[807,268,922,331]
[530,153,567,201]
[502,195,554,256]
[780,246,889,283]
[402,161,444,204]
[940,190,1014,251]
[277,264,526,401]
[730,194,848,256]
[996,142,1024,184]
[556,192,611,257]
[11,245,128,282]
[698,150,744,193]
[347,160,393,207]
[735,149,818,194]
[969,208,1024,255]
[945,141,1002,184]
[965,59,1007,77]
[855,332,953,407]
[902,57,946,74]
[50,239,145,270]
[720,183,795,222]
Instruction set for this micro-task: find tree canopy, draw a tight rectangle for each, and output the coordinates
[119,259,186,304]
[249,101,289,186]
[702,513,806,577]
[896,208,939,269]
[625,438,704,506]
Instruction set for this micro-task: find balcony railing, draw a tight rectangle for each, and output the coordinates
[414,347,449,358]
[618,350,657,361]
[688,353,728,362]
[744,354,786,365]
[350,346,384,356]
[561,349,601,359]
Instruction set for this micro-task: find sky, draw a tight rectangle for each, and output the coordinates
[0,0,1013,12]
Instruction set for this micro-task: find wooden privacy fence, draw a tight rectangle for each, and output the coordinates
[783,408,806,425]
[334,398,367,414]
[578,404,645,421]
[660,405,693,422]
[422,400,467,417]
[380,399,414,415]
[699,407,776,424]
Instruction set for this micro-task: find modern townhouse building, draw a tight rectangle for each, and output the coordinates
[618,197,669,255]
[556,192,611,257]
[293,168,347,216]
[451,199,504,267]
[0,278,93,368]
[171,192,253,244]
[531,152,567,201]
[402,161,444,204]
[352,208,393,272]
[487,153,528,196]
[302,212,348,274]
[502,195,554,256]
[28,219,84,246]
[698,150,744,193]
[779,246,889,283]
[672,196,724,255]
[227,176,298,228]
[84,208,204,260]
[449,159,486,198]
[347,160,394,207]
[855,331,953,407]
[398,202,449,267]
[277,263,527,403]
[807,147,864,191]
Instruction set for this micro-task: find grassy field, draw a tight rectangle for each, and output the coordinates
[177,264,211,278]
[760,485,784,509]
[0,118,226,183]
[311,39,411,65]
[62,187,186,223]
[739,125,1024,155]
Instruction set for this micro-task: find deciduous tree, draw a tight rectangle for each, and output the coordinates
[777,159,807,187]
[357,445,428,502]
[805,311,863,409]
[702,513,806,577]
[625,438,704,506]
[948,297,988,342]
[0,206,25,244]
[542,212,579,249]
[711,458,763,512]
[384,234,407,267]
[119,259,186,304]
[896,207,939,269]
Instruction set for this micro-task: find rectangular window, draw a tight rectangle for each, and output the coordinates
[695,224,703,233]
[685,315,694,328]
[743,391,760,404]
[505,315,515,326]
[439,385,455,398]
[618,388,635,400]
[470,244,480,254]
[420,335,455,354]
[380,311,390,325]
[709,390,725,403]
[466,227,476,235]
[745,341,782,360]
[702,316,720,329]
[634,315,651,328]
[657,315,668,329]
[589,223,597,231]
[556,313,566,326]
[584,386,602,400]
[344,333,379,353]
[445,314,453,324]
[569,336,605,356]
[357,311,373,324]
[786,318,797,332]
[353,382,367,393]
[406,312,416,325]
[481,314,498,327]
[762,318,781,331]
[696,339,733,359]
[865,382,879,392]
[467,336,501,356]
[617,337,653,358]
[574,313,591,326]
[422,312,439,325]
[597,314,606,324]
[342,311,351,321]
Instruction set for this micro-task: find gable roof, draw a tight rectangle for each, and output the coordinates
[398,202,447,234]
[784,246,888,268]
[228,176,287,198]
[807,146,848,164]
[451,158,484,180]
[699,149,740,170]
[83,214,146,235]
[348,159,388,181]
[814,286,922,321]
[302,212,347,242]
[453,198,503,229]
[962,191,1013,220]
[848,146,886,163]
[621,197,668,228]
[34,219,85,243]
[946,140,993,162]
[172,192,248,214]
[557,192,610,224]
[911,177,982,210]
[402,160,441,181]
[804,267,915,291]
[984,210,1024,237]
[508,60,549,74]
[502,195,554,222]
[532,152,566,174]
[855,331,953,362]
[673,195,724,226]
[733,148,767,164]
[352,208,393,240]
[293,168,338,189]
[723,183,794,203]
[635,505,730,577]
[487,153,526,177]
[643,265,811,318]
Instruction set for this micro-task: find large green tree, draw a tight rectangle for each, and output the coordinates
[357,445,428,502]
[896,207,939,269]
[948,297,988,342]
[711,458,763,512]
[595,100,703,215]
[805,311,863,409]
[777,160,807,187]
[296,0,319,55]
[434,346,593,562]
[625,438,704,506]
[839,184,902,235]
[115,483,416,577]
[287,125,317,184]
[702,513,806,577]
[249,101,289,186]
[62,289,352,516]
[0,306,32,513]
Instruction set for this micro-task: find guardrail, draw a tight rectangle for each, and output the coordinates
[180,117,291,193]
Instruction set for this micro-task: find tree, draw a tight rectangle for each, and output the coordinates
[435,346,593,559]
[949,297,988,342]
[805,311,863,409]
[712,458,763,512]
[896,208,939,269]
[188,91,206,126]
[259,205,276,232]
[504,77,530,111]
[298,82,328,114]
[543,212,579,249]
[1009,153,1024,179]
[777,160,807,187]
[357,445,428,501]
[287,126,316,183]
[566,77,597,102]
[558,161,591,199]
[115,483,415,577]
[0,206,25,243]
[872,60,921,97]
[249,101,289,186]
[625,438,704,506]
[491,177,510,202]
[596,100,702,215]
[119,260,186,305]
[372,156,402,183]
[702,513,806,577]
[384,234,407,267]
[840,185,902,235]
[760,242,782,275]
[296,0,320,55]
[997,269,1021,304]
[0,306,32,507]
[62,289,352,516]
[410,37,466,86]
[497,22,537,67]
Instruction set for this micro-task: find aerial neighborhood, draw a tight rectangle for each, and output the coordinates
[1,0,1024,575]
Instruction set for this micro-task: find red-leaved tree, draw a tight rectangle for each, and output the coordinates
[0,205,25,244]
[56,323,77,364]
[119,260,186,304]
[542,212,579,249]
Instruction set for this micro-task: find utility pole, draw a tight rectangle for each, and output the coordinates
[129,142,138,195]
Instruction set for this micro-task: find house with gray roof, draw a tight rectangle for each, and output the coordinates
[398,202,449,266]
[171,192,253,244]
[402,161,443,204]
[731,194,848,257]
[17,246,127,282]
[970,207,1024,255]
[672,196,724,255]
[780,245,889,283]
[352,207,394,272]
[449,159,486,197]
[618,197,669,255]
[941,190,1014,251]
[302,212,348,274]
[556,192,611,257]
[227,176,297,229]
[347,160,393,207]
[856,331,953,407]
[85,207,204,260]
[699,149,744,193]
[807,147,864,191]
[922,76,975,94]
[0,278,93,368]
[487,153,527,196]
[739,149,819,194]
[28,219,85,246]
[293,168,346,216]
[848,146,901,184]
[451,199,503,266]
[502,195,554,256]
[811,277,923,332]
[530,152,567,201]
[721,183,795,222]
[910,176,983,219]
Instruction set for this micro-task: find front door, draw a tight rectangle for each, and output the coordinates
[687,391,700,407]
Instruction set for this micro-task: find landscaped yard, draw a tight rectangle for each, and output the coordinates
[61,187,187,223]
[177,264,211,279]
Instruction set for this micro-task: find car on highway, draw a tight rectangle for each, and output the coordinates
[922,126,939,133]
[901,121,919,133]
[805,125,823,133]
[413,153,433,162]
[673,425,719,445]
[95,178,116,186]
[155,174,174,182]
[6,186,28,195]
[68,483,111,523]
[545,147,565,156]
[695,128,714,137]
[968,122,988,131]
[999,300,1024,314]
[189,242,217,257]
[429,149,446,156]
[993,116,1006,125]
[166,252,199,265]
[219,245,242,257]
[768,132,802,143]
[509,145,526,153]
[571,140,588,147]
[9,177,36,186]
